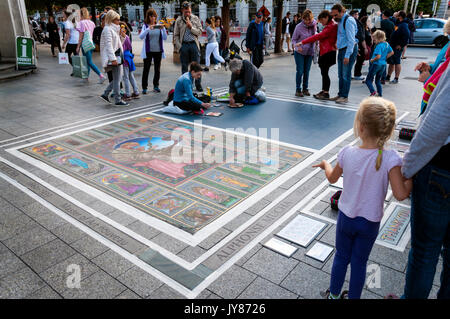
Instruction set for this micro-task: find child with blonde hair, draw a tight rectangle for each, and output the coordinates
[314,97,412,299]
[366,30,393,97]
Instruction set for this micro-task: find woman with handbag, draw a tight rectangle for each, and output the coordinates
[99,10,128,106]
[291,10,317,97]
[76,7,106,83]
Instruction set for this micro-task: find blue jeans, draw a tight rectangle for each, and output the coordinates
[365,63,385,96]
[337,44,358,98]
[403,163,450,299]
[294,52,312,91]
[234,79,246,95]
[82,48,101,77]
[330,211,380,299]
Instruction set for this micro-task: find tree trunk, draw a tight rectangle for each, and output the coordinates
[143,0,150,16]
[274,0,283,53]
[222,0,230,48]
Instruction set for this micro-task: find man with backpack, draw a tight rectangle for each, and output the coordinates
[330,3,358,104]
[349,10,367,81]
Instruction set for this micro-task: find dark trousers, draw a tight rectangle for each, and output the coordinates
[174,100,202,112]
[180,42,201,89]
[50,38,62,56]
[320,64,331,91]
[403,162,450,299]
[65,43,78,65]
[250,45,264,69]
[142,52,162,90]
[354,44,365,77]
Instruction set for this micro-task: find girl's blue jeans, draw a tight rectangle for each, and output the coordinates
[82,48,101,77]
[365,63,385,96]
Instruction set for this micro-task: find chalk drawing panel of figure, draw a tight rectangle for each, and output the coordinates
[130,116,163,126]
[221,163,277,181]
[178,181,240,208]
[28,143,65,158]
[135,187,167,204]
[97,171,150,197]
[78,132,145,158]
[52,153,110,177]
[54,136,88,149]
[146,192,193,217]
[76,131,108,142]
[174,204,219,230]
[201,170,260,193]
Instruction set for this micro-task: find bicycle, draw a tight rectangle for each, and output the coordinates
[240,38,248,53]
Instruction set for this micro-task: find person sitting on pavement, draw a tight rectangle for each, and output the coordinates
[173,62,211,114]
[228,58,265,108]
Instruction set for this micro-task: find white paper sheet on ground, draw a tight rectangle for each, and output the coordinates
[276,215,327,247]
[263,238,298,258]
[306,242,334,262]
[331,175,343,189]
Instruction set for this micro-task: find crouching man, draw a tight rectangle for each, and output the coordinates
[229,59,266,108]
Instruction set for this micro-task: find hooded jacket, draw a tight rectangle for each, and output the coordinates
[292,20,317,56]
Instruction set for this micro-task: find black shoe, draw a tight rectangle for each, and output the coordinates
[302,89,310,96]
[295,90,304,97]
[115,100,129,106]
[99,94,111,104]
[203,67,209,72]
[153,87,161,93]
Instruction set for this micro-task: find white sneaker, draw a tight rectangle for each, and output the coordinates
[213,64,219,70]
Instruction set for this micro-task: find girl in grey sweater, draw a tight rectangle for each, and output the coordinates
[205,17,225,71]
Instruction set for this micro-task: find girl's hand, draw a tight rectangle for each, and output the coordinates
[312,160,328,170]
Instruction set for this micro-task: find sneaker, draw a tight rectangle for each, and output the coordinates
[295,90,304,97]
[313,91,330,100]
[142,89,148,95]
[115,100,129,106]
[370,91,377,96]
[385,75,391,82]
[153,87,161,93]
[98,75,106,84]
[390,78,399,84]
[99,94,111,104]
[335,97,348,104]
[123,95,132,101]
[213,64,220,70]
[203,67,209,72]
[302,89,310,96]
[352,76,364,81]
[329,95,340,101]
[131,93,140,99]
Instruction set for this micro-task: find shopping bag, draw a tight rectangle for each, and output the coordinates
[81,30,95,52]
[58,52,69,64]
[72,55,89,79]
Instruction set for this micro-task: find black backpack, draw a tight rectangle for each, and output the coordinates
[343,15,365,44]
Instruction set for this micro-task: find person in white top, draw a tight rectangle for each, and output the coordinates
[62,10,79,69]
[99,10,128,106]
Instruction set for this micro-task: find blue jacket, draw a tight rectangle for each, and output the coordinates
[123,50,136,72]
[246,20,264,50]
[173,72,203,105]
[390,20,410,48]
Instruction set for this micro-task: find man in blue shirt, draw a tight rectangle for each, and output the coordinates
[173,62,211,114]
[330,3,358,104]
[246,12,265,68]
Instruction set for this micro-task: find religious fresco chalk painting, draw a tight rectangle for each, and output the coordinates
[20,114,311,234]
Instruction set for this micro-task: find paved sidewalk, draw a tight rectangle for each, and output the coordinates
[0,41,444,299]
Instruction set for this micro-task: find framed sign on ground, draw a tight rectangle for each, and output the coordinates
[276,214,327,247]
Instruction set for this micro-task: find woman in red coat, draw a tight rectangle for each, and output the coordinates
[296,10,338,100]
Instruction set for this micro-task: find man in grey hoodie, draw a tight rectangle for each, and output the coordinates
[400,66,450,299]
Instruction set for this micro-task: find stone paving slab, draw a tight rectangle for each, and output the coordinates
[116,266,164,298]
[0,267,46,299]
[208,265,258,299]
[237,277,298,299]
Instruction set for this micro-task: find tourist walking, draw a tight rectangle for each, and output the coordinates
[314,96,412,299]
[47,16,62,58]
[264,17,273,56]
[139,8,167,94]
[76,7,106,83]
[204,17,225,71]
[386,11,409,84]
[350,10,368,81]
[330,4,358,104]
[292,10,317,97]
[62,10,79,68]
[298,10,337,100]
[120,23,140,101]
[99,10,128,106]
[173,1,203,92]
[246,12,265,68]
[281,12,292,52]
[215,16,228,60]
[399,67,450,299]
[289,14,300,53]
[365,30,393,97]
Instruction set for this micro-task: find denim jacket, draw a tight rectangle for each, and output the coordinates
[173,72,203,105]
